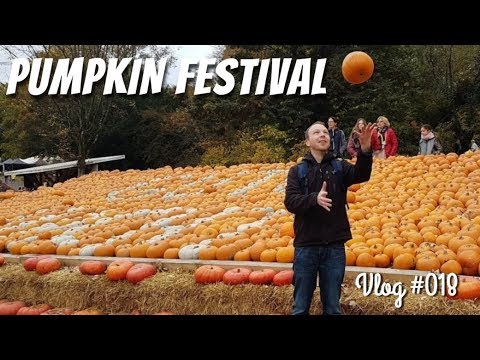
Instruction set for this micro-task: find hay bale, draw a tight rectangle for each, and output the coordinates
[341,278,480,315]
[0,264,296,314]
[1,264,480,314]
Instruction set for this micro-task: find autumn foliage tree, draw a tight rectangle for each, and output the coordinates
[1,45,173,174]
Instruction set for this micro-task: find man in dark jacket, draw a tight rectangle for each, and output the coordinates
[284,120,374,315]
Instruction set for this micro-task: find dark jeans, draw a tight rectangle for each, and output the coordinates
[291,245,346,315]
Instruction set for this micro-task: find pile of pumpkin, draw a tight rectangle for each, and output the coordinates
[0,152,480,276]
[194,265,293,286]
[0,258,298,315]
[0,301,106,315]
[2,254,480,314]
[5,254,157,284]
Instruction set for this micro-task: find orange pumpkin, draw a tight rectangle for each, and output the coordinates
[447,276,480,300]
[457,249,480,276]
[126,263,157,284]
[276,246,294,263]
[440,259,462,274]
[106,259,134,281]
[194,265,225,284]
[342,51,374,85]
[222,268,251,285]
[392,253,415,270]
[23,255,51,271]
[0,301,26,315]
[279,222,294,238]
[415,255,441,271]
[40,308,74,315]
[79,261,107,275]
[248,269,276,285]
[374,253,391,268]
[272,269,294,286]
[36,257,62,275]
[17,304,51,315]
[356,252,376,267]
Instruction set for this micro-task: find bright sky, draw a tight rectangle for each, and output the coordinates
[166,45,219,85]
[0,45,219,86]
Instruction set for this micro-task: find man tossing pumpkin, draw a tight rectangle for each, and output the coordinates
[284,120,374,315]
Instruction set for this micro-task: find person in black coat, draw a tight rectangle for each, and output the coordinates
[284,120,374,315]
[327,116,347,158]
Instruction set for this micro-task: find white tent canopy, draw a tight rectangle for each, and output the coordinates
[0,156,64,167]
[3,155,125,176]
[20,156,64,165]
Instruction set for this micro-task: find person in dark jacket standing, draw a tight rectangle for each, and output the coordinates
[284,120,374,315]
[327,116,347,158]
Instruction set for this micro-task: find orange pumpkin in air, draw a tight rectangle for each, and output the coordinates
[342,51,374,84]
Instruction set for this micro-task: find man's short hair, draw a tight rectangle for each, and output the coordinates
[305,121,326,140]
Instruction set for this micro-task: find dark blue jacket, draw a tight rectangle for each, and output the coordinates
[328,128,347,157]
[284,150,372,247]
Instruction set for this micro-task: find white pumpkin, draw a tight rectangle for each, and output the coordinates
[51,234,77,246]
[58,239,79,247]
[79,244,98,256]
[178,244,207,260]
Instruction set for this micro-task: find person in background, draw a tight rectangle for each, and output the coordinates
[284,121,374,315]
[419,124,442,155]
[327,116,347,158]
[347,118,366,158]
[371,116,398,158]
[471,139,479,152]
[455,139,462,154]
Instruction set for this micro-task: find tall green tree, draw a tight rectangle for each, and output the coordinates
[1,45,173,174]
[419,45,480,152]
[0,83,65,159]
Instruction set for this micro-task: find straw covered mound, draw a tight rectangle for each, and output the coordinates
[1,263,479,315]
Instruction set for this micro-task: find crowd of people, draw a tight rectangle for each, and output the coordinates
[330,115,399,159]
[326,115,479,160]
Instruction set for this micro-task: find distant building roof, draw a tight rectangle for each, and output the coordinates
[1,156,64,166]
[20,156,64,165]
[3,155,125,176]
[2,158,29,165]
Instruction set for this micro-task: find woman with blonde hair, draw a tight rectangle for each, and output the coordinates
[347,118,366,158]
[371,116,398,158]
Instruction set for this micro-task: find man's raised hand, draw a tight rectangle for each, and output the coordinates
[356,122,375,152]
